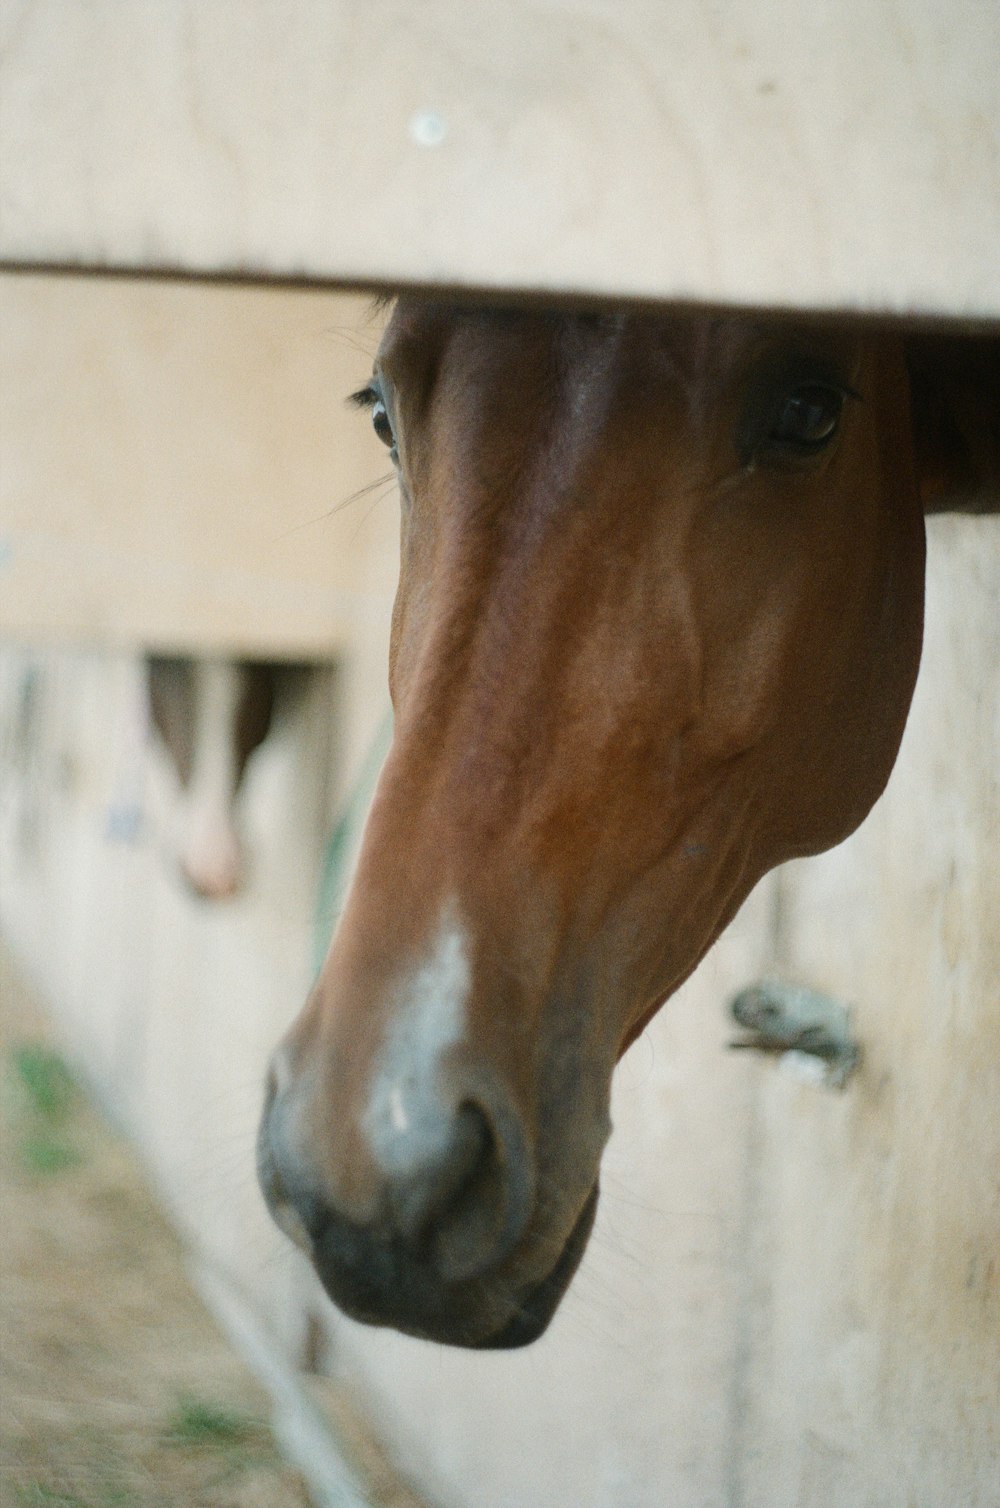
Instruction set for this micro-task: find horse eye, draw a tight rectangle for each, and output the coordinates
[769,384,845,452]
[371,398,395,449]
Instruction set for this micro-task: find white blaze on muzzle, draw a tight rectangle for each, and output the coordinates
[363,901,471,1178]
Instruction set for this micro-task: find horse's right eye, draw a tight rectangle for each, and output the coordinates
[768,384,846,453]
[371,398,395,449]
[738,361,859,468]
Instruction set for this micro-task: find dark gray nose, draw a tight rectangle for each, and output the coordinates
[373,1099,494,1270]
[258,1063,534,1338]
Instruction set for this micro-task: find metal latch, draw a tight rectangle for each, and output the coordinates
[728,980,861,1090]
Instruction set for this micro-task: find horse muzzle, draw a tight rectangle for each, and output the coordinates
[256,1047,597,1348]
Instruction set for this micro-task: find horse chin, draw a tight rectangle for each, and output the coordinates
[471,1181,600,1350]
[312,1180,600,1352]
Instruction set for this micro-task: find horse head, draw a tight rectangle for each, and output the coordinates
[259,302,927,1347]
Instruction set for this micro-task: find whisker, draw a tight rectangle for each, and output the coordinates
[274,471,397,539]
[349,480,401,543]
[317,324,382,360]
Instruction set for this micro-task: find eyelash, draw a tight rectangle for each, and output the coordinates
[349,383,378,410]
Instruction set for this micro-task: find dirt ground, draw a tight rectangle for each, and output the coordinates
[0,943,314,1508]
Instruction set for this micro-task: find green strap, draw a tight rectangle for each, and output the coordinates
[313,710,394,976]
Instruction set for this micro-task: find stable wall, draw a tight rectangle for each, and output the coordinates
[743,517,1000,1505]
[0,273,399,823]
[3,517,996,1507]
[0,274,396,659]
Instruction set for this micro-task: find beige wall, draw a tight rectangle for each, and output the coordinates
[741,517,1000,1506]
[0,274,397,660]
[2,2,999,318]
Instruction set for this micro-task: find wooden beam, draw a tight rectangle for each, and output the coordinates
[2,1,998,316]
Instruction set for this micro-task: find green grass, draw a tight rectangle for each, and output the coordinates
[17,1133,81,1173]
[161,1393,281,1490]
[11,1044,77,1122]
[15,1475,138,1507]
[16,1485,90,1507]
[5,1043,83,1177]
[163,1393,262,1449]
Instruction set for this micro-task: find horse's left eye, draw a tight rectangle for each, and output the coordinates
[371,398,395,449]
[768,384,845,453]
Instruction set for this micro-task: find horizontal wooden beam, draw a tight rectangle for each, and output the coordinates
[2,1,998,317]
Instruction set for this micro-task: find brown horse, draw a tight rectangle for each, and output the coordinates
[258,302,997,1349]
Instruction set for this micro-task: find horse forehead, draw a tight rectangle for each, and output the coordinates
[384,302,678,391]
[386,302,859,381]
[386,306,880,545]
[427,312,707,470]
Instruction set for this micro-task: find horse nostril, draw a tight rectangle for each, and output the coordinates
[261,1050,536,1317]
[386,1102,489,1265]
[377,1092,531,1286]
[429,1104,512,1283]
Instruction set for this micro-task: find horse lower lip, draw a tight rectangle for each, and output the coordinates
[473,1182,600,1350]
[302,1181,601,1351]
